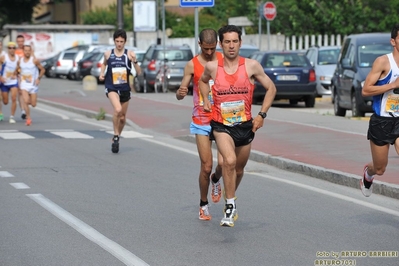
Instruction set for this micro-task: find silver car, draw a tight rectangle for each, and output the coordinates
[306,45,341,97]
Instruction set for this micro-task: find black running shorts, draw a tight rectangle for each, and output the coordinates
[367,114,399,146]
[105,89,131,103]
[210,120,255,147]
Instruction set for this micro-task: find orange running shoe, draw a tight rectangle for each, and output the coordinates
[199,205,211,220]
[26,118,32,126]
[211,173,222,203]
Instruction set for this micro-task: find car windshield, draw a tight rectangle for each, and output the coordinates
[265,53,309,67]
[239,48,259,58]
[317,48,340,65]
[136,53,145,62]
[358,43,392,67]
[155,49,192,61]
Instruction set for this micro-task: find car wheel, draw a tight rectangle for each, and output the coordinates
[289,99,298,105]
[351,92,365,117]
[133,76,142,93]
[304,96,315,108]
[143,78,148,93]
[334,93,346,116]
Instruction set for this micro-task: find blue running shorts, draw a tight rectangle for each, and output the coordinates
[190,122,211,136]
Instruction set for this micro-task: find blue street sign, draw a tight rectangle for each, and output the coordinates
[180,0,215,7]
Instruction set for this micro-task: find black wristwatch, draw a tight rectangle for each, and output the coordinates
[258,112,267,119]
[133,61,138,64]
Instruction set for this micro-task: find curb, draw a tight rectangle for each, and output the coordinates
[38,99,399,200]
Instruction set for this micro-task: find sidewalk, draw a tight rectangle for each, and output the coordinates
[37,78,399,199]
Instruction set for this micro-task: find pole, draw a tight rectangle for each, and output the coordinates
[194,7,199,55]
[267,20,270,50]
[117,0,123,30]
[258,3,262,50]
[162,0,167,92]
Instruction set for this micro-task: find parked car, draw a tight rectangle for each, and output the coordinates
[217,44,260,58]
[76,51,103,80]
[40,52,59,78]
[332,33,392,117]
[306,45,340,97]
[90,49,145,85]
[138,44,194,92]
[250,51,317,107]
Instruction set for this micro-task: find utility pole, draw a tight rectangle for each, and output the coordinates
[117,0,124,29]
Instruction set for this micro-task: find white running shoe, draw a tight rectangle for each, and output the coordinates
[9,116,16,124]
[360,165,373,197]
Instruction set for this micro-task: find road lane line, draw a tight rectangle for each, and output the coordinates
[268,118,367,136]
[73,118,113,129]
[142,139,399,217]
[35,106,70,120]
[26,194,150,266]
[0,171,14,178]
[10,183,30,189]
[252,172,399,217]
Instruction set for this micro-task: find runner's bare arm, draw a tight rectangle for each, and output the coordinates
[176,60,194,100]
[129,50,141,76]
[362,55,399,96]
[99,50,111,81]
[34,59,46,85]
[248,58,277,131]
[199,61,216,112]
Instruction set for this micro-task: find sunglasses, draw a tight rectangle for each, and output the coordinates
[8,47,16,49]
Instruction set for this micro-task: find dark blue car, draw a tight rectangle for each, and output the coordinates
[250,51,317,107]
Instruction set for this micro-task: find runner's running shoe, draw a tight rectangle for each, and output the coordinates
[199,204,211,220]
[21,111,26,120]
[360,165,373,197]
[211,173,221,203]
[25,118,31,126]
[9,116,16,124]
[220,203,238,227]
[0,113,3,121]
[111,135,119,153]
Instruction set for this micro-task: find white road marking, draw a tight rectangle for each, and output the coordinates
[35,106,70,120]
[268,118,367,136]
[143,138,399,217]
[26,194,150,266]
[10,183,30,189]
[73,118,113,129]
[252,172,399,217]
[106,130,153,138]
[0,171,14,178]
[0,132,35,139]
[46,130,94,139]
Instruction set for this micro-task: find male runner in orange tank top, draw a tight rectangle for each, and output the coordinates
[176,28,223,221]
[199,25,276,227]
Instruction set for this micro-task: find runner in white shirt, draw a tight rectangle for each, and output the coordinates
[16,44,45,126]
[0,42,19,123]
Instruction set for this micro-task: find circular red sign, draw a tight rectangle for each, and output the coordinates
[263,2,277,21]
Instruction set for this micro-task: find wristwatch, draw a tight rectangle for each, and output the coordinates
[133,61,138,64]
[258,112,267,119]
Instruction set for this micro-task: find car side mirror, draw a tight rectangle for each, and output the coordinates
[342,58,352,69]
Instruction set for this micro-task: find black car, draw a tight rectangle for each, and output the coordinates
[250,51,317,107]
[76,51,103,80]
[332,32,392,117]
[40,53,59,78]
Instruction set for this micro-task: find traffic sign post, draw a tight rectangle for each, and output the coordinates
[262,2,277,50]
[180,0,215,54]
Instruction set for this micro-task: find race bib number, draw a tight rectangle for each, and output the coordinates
[112,67,127,84]
[385,92,399,114]
[21,72,33,83]
[199,79,214,106]
[221,100,247,126]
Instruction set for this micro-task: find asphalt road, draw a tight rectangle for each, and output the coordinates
[0,94,398,265]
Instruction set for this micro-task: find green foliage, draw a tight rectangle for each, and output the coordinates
[95,107,106,121]
[79,0,399,38]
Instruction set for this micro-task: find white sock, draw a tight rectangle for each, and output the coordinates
[226,198,235,207]
[365,168,373,181]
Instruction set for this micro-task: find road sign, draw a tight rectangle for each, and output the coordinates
[263,1,277,21]
[180,0,215,7]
